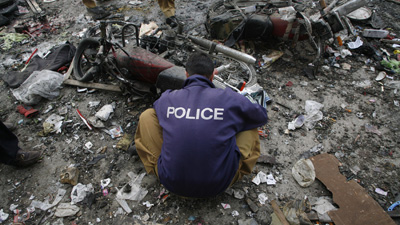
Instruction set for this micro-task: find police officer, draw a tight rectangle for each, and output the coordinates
[82,0,110,20]
[135,53,268,198]
[157,0,179,28]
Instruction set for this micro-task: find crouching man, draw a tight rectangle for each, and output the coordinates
[135,53,268,198]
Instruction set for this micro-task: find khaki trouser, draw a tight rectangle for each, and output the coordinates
[82,0,96,8]
[134,109,261,185]
[157,0,175,18]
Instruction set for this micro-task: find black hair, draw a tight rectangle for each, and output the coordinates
[185,52,214,78]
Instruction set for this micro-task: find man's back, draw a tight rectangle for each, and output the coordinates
[154,75,268,197]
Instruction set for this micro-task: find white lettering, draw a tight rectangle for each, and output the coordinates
[175,107,185,118]
[185,108,195,119]
[167,107,175,118]
[196,108,200,119]
[201,108,213,120]
[214,108,224,120]
[165,107,224,120]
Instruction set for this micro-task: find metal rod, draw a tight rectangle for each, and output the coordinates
[187,35,256,64]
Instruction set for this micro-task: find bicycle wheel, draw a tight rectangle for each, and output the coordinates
[73,38,102,82]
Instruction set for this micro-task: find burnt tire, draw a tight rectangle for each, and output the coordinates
[73,38,101,82]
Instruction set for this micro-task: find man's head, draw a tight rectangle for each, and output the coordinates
[185,53,215,80]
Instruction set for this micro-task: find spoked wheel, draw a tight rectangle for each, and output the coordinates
[73,38,102,82]
[212,54,257,87]
[84,22,139,47]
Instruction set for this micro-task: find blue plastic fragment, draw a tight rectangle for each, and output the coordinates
[388,201,400,211]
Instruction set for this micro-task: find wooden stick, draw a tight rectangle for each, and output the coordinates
[63,79,122,92]
[271,200,290,225]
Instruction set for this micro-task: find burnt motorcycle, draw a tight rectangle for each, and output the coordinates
[73,20,259,97]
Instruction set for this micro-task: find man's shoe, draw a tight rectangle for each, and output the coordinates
[87,6,110,20]
[166,16,179,28]
[15,150,42,167]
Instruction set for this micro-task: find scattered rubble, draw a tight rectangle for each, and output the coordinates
[0,0,399,224]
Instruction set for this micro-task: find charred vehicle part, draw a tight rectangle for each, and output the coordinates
[206,0,370,64]
[74,20,258,97]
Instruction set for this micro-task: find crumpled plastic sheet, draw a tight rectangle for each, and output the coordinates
[288,114,305,130]
[116,172,148,213]
[309,196,337,222]
[292,158,316,187]
[55,203,80,217]
[304,100,324,130]
[347,36,363,49]
[30,188,66,211]
[12,70,64,105]
[71,183,94,205]
[0,209,9,223]
[282,198,312,225]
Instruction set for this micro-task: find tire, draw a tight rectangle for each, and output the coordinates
[73,38,102,82]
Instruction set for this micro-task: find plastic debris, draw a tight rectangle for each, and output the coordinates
[266,173,276,185]
[38,114,64,136]
[0,33,29,50]
[252,171,267,185]
[375,188,388,196]
[11,70,64,105]
[142,201,154,209]
[221,203,231,209]
[88,101,101,108]
[362,29,389,38]
[128,0,142,5]
[85,142,93,150]
[252,171,276,185]
[292,159,315,187]
[9,204,18,211]
[101,178,111,188]
[107,126,124,139]
[282,198,312,225]
[304,100,324,130]
[116,172,148,213]
[188,215,196,221]
[288,115,305,130]
[365,124,382,136]
[258,193,268,205]
[95,104,114,121]
[311,196,337,219]
[381,59,400,74]
[87,116,105,128]
[76,109,93,130]
[30,188,66,211]
[232,210,239,217]
[376,71,387,81]
[71,183,94,205]
[55,203,80,217]
[0,209,9,223]
[60,166,79,186]
[233,189,245,199]
[347,36,363,49]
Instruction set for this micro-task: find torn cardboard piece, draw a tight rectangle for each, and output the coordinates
[310,153,396,225]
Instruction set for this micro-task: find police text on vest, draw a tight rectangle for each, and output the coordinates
[167,107,224,120]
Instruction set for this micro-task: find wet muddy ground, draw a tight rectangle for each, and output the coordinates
[0,0,400,224]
